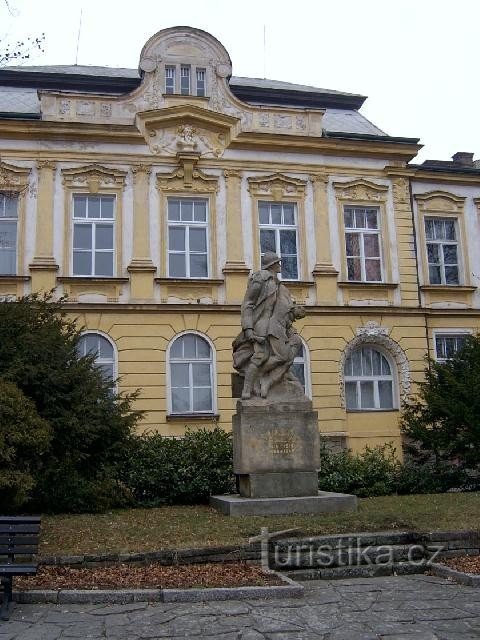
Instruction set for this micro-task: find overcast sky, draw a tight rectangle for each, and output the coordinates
[2,0,479,164]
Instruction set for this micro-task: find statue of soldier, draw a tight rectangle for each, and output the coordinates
[233,251,305,400]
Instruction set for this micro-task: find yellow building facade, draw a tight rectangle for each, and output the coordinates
[1,27,480,454]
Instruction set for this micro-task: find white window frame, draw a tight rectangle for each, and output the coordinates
[344,346,397,411]
[344,206,383,282]
[166,331,217,416]
[72,194,116,277]
[0,193,19,275]
[290,338,311,398]
[167,198,210,279]
[165,66,176,94]
[180,65,191,95]
[433,329,472,362]
[425,216,460,285]
[196,68,206,96]
[258,200,299,281]
[78,330,117,389]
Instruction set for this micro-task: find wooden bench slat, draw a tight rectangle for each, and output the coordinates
[0,546,38,555]
[0,525,40,534]
[0,517,41,524]
[0,536,39,545]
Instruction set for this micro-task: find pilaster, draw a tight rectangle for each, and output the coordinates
[30,161,59,292]
[222,169,249,303]
[128,165,156,300]
[311,173,338,305]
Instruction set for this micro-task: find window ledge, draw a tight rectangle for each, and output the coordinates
[282,280,315,286]
[420,285,476,292]
[166,413,220,422]
[58,277,129,284]
[155,278,224,285]
[338,281,398,289]
[346,408,399,413]
[0,275,30,281]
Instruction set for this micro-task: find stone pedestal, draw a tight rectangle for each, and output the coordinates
[211,381,357,516]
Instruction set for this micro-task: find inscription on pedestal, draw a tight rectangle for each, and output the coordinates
[266,429,297,457]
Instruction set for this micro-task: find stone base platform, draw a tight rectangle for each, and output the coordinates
[210,491,357,517]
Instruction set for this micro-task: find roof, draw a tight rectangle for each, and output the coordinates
[411,159,480,175]
[0,64,393,138]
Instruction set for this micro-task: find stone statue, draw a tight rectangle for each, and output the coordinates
[233,251,306,400]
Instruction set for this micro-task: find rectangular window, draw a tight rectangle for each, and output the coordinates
[0,193,18,275]
[168,198,208,278]
[180,66,191,95]
[344,206,382,282]
[258,201,299,280]
[425,217,459,285]
[434,333,468,361]
[196,68,206,96]
[165,66,176,94]
[72,195,115,277]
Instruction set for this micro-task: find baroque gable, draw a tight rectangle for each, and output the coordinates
[333,178,389,202]
[414,190,465,214]
[0,161,31,192]
[247,173,307,200]
[156,166,218,193]
[62,165,127,191]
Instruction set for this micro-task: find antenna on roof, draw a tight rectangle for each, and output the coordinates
[75,7,83,65]
[263,24,266,79]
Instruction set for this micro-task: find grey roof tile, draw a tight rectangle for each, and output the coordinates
[0,86,40,113]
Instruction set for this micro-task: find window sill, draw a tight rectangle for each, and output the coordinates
[420,285,476,292]
[0,275,30,281]
[282,280,315,286]
[155,278,224,285]
[346,408,399,413]
[166,413,220,422]
[338,281,398,289]
[58,277,129,283]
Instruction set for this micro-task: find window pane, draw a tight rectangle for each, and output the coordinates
[100,196,114,219]
[73,196,87,218]
[435,336,446,359]
[171,363,189,387]
[193,387,212,412]
[290,362,305,389]
[429,265,441,284]
[260,229,276,253]
[192,362,211,386]
[283,204,295,225]
[380,354,391,375]
[84,334,98,355]
[3,196,18,218]
[73,224,92,249]
[364,234,380,258]
[360,381,375,408]
[183,334,196,358]
[427,244,439,263]
[95,252,113,276]
[193,200,207,222]
[365,259,381,281]
[98,336,113,359]
[280,229,297,255]
[190,253,208,277]
[271,204,282,224]
[424,218,434,240]
[372,349,382,375]
[189,227,207,252]
[169,253,186,277]
[180,200,193,221]
[258,203,269,225]
[344,355,353,376]
[196,337,210,359]
[345,381,357,409]
[366,209,378,229]
[444,220,456,240]
[354,209,366,228]
[0,220,16,248]
[345,233,360,257]
[351,349,362,376]
[0,249,16,274]
[98,363,114,382]
[168,200,180,221]
[281,256,298,279]
[443,244,457,265]
[87,196,101,218]
[344,208,354,228]
[170,337,183,358]
[433,219,444,240]
[347,257,362,281]
[379,381,393,409]
[362,348,373,375]
[172,388,190,413]
[73,251,91,275]
[95,224,113,250]
[169,227,185,251]
[445,266,459,285]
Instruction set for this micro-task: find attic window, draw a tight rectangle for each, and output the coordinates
[180,66,191,95]
[164,65,207,96]
[165,67,175,94]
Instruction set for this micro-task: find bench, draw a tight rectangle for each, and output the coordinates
[0,516,41,621]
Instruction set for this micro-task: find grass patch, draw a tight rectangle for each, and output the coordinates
[39,492,480,557]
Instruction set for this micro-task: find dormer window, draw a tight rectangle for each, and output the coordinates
[180,66,191,95]
[164,64,208,97]
[165,66,175,94]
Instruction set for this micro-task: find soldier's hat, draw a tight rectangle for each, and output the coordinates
[261,251,281,269]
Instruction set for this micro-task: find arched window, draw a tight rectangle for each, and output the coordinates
[344,346,395,410]
[290,341,311,398]
[169,333,214,414]
[78,332,116,384]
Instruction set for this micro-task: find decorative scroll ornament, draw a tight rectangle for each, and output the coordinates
[333,179,388,202]
[339,321,411,407]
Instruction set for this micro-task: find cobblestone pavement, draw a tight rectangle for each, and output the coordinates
[1,575,480,639]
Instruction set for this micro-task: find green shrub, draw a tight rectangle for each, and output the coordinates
[318,442,399,497]
[0,380,52,510]
[121,427,235,506]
